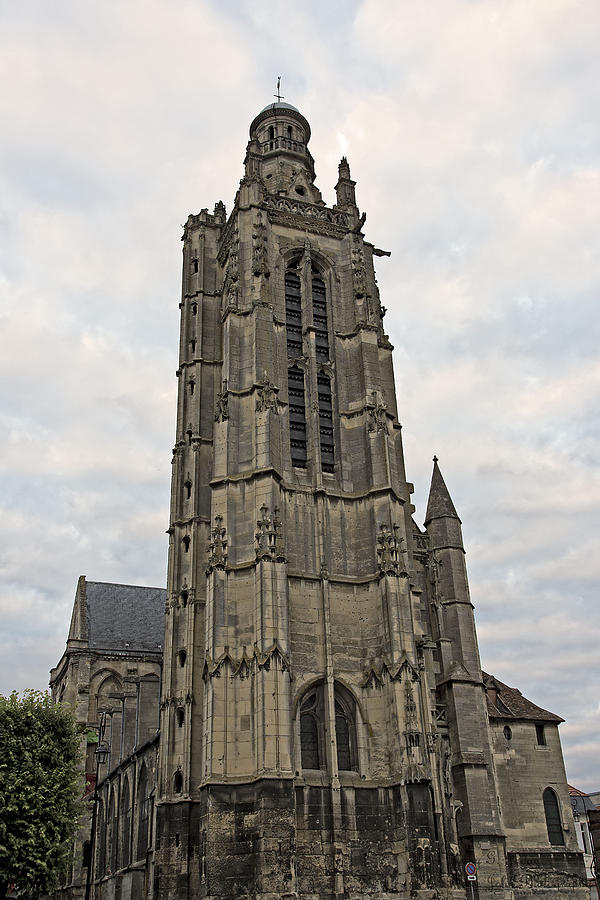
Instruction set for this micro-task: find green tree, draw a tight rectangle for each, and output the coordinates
[0,690,82,899]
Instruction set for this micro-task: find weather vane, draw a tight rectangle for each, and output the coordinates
[274,76,284,103]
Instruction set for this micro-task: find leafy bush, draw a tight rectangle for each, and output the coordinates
[0,690,82,899]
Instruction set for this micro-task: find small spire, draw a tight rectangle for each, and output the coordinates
[425,456,460,525]
[338,157,351,180]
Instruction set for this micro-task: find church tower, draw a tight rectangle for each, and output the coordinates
[155,100,512,899]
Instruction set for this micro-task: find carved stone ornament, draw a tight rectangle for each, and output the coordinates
[252,211,269,277]
[255,504,285,562]
[256,378,279,414]
[351,242,368,298]
[427,549,443,606]
[366,390,388,433]
[264,192,348,229]
[206,515,227,573]
[361,654,419,688]
[203,639,291,680]
[223,270,239,311]
[442,742,452,798]
[404,680,418,730]
[425,731,438,753]
[214,379,229,422]
[376,523,407,576]
[222,225,239,309]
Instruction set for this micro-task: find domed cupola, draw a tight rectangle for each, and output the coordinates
[249,101,311,152]
[245,99,321,202]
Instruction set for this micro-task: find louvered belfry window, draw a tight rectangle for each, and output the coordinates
[285,269,307,467]
[312,276,329,361]
[288,366,307,467]
[285,271,302,357]
[317,374,334,472]
[285,266,335,471]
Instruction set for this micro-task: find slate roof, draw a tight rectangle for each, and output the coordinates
[85,581,166,653]
[569,785,597,812]
[483,672,563,723]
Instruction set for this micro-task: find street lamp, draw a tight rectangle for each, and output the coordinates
[84,711,111,900]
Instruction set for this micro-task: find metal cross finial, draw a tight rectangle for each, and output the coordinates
[274,75,284,102]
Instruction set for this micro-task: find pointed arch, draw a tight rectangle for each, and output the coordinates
[296,680,358,773]
[333,682,358,772]
[300,688,323,770]
[91,669,123,721]
[543,788,564,845]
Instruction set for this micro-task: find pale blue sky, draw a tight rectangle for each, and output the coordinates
[1,0,599,790]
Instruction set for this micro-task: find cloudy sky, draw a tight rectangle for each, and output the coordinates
[1,0,598,789]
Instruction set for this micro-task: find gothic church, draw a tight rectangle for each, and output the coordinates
[51,100,588,900]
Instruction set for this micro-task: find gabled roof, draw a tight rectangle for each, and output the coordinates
[68,577,166,653]
[483,671,563,723]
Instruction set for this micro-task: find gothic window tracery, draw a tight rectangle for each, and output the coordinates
[298,682,358,773]
[334,684,357,771]
[300,691,321,770]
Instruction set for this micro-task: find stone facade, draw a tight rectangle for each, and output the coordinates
[52,101,588,900]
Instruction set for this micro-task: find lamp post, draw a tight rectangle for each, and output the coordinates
[84,711,110,900]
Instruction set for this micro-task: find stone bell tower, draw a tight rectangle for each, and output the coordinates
[155,100,512,899]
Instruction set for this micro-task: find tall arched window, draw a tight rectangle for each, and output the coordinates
[543,788,564,845]
[334,684,357,771]
[120,775,131,869]
[285,268,308,469]
[317,373,334,473]
[136,766,150,860]
[288,366,307,468]
[285,271,302,357]
[300,691,322,770]
[312,276,329,361]
[299,682,358,773]
[335,701,351,770]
